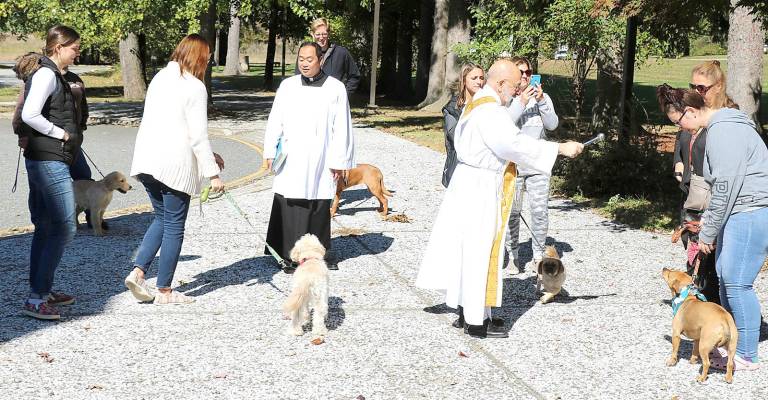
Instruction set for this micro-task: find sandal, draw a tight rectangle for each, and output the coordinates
[153,291,195,305]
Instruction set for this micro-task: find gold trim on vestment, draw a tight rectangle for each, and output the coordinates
[485,162,517,306]
[459,96,497,121]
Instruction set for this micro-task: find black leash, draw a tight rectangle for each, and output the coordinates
[519,214,544,250]
[12,148,21,193]
[80,148,105,179]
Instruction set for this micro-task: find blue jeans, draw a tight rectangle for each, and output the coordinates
[25,159,77,298]
[133,174,191,289]
[69,150,92,181]
[716,207,768,361]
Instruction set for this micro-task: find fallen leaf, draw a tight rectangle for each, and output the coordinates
[311,337,325,345]
[87,384,104,390]
[385,213,411,223]
[37,352,54,363]
[458,351,468,358]
[671,396,679,400]
[213,373,228,379]
[83,324,92,331]
[356,396,366,400]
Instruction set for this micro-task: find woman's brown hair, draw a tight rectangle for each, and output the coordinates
[44,25,80,57]
[656,83,706,114]
[170,34,210,82]
[691,60,738,109]
[456,63,484,108]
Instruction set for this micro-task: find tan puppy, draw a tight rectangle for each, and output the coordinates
[73,171,132,236]
[330,163,392,218]
[662,268,737,383]
[283,234,330,343]
[536,246,565,304]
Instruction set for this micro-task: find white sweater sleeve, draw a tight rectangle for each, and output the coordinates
[21,68,66,140]
[185,83,220,178]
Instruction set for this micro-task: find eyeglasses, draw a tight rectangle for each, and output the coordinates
[519,69,532,77]
[673,109,688,126]
[689,83,713,95]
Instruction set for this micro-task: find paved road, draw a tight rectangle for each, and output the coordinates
[0,119,263,230]
[0,63,113,89]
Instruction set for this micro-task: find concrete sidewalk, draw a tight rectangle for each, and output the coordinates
[1,126,767,399]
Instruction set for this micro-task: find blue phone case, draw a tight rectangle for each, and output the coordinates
[529,74,541,87]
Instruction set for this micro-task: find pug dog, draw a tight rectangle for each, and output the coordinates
[537,246,565,304]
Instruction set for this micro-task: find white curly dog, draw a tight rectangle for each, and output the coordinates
[282,234,329,342]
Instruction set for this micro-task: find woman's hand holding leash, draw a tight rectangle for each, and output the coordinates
[699,241,715,255]
[210,176,225,193]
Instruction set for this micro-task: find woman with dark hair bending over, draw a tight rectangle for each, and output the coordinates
[657,84,768,372]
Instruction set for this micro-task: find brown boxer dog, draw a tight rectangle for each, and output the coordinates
[662,268,737,383]
[331,164,392,218]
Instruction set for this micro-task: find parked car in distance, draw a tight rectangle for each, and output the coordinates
[764,43,767,54]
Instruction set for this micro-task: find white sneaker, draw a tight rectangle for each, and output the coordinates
[124,270,155,302]
[529,259,542,272]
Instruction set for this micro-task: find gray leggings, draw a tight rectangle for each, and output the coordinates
[505,174,550,263]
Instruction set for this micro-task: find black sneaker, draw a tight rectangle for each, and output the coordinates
[326,261,339,271]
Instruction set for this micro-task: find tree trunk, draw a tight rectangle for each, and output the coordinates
[591,39,623,134]
[118,32,147,100]
[727,1,765,135]
[263,1,279,91]
[395,4,415,100]
[414,0,434,103]
[223,0,242,76]
[379,8,399,95]
[418,0,448,109]
[199,0,217,103]
[421,0,470,111]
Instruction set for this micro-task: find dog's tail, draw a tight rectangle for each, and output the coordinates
[380,176,393,197]
[282,276,311,315]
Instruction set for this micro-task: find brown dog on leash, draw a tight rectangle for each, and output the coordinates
[537,246,565,304]
[662,268,737,383]
[330,164,392,218]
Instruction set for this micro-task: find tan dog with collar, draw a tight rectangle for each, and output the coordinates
[662,268,737,383]
[330,163,392,218]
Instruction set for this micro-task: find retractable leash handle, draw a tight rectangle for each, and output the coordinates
[583,133,605,147]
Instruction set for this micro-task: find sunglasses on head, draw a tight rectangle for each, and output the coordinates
[689,83,713,95]
[520,69,533,77]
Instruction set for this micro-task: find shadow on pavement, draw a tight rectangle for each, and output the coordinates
[331,232,395,264]
[0,212,151,344]
[177,255,281,297]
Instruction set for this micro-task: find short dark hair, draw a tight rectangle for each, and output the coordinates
[656,83,706,114]
[299,41,323,59]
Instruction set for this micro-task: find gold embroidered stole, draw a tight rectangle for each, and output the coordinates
[484,161,518,306]
[459,96,497,122]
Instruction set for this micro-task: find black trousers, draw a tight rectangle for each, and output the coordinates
[687,253,720,305]
[265,193,331,262]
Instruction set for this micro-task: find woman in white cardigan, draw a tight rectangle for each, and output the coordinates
[125,34,225,305]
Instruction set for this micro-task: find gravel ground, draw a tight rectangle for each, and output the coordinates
[1,122,767,399]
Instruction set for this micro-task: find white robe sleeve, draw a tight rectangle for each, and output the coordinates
[325,85,355,170]
[479,107,558,175]
[264,84,285,159]
[185,83,220,178]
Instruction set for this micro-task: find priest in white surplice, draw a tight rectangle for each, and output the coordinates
[416,59,583,338]
[263,42,355,272]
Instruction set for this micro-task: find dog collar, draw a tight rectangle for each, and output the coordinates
[671,284,707,316]
[298,257,321,266]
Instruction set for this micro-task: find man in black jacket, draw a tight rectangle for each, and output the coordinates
[295,18,360,97]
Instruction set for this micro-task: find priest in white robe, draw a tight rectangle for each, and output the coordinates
[263,42,355,272]
[415,59,583,338]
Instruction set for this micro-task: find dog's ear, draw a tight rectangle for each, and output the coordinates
[289,240,302,263]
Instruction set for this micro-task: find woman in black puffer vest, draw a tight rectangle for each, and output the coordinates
[18,26,82,321]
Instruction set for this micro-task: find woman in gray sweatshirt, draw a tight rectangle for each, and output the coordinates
[657,85,768,371]
[504,57,559,271]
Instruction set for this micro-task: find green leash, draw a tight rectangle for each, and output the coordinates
[199,187,288,268]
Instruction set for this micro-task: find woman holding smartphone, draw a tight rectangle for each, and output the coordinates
[504,56,559,272]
